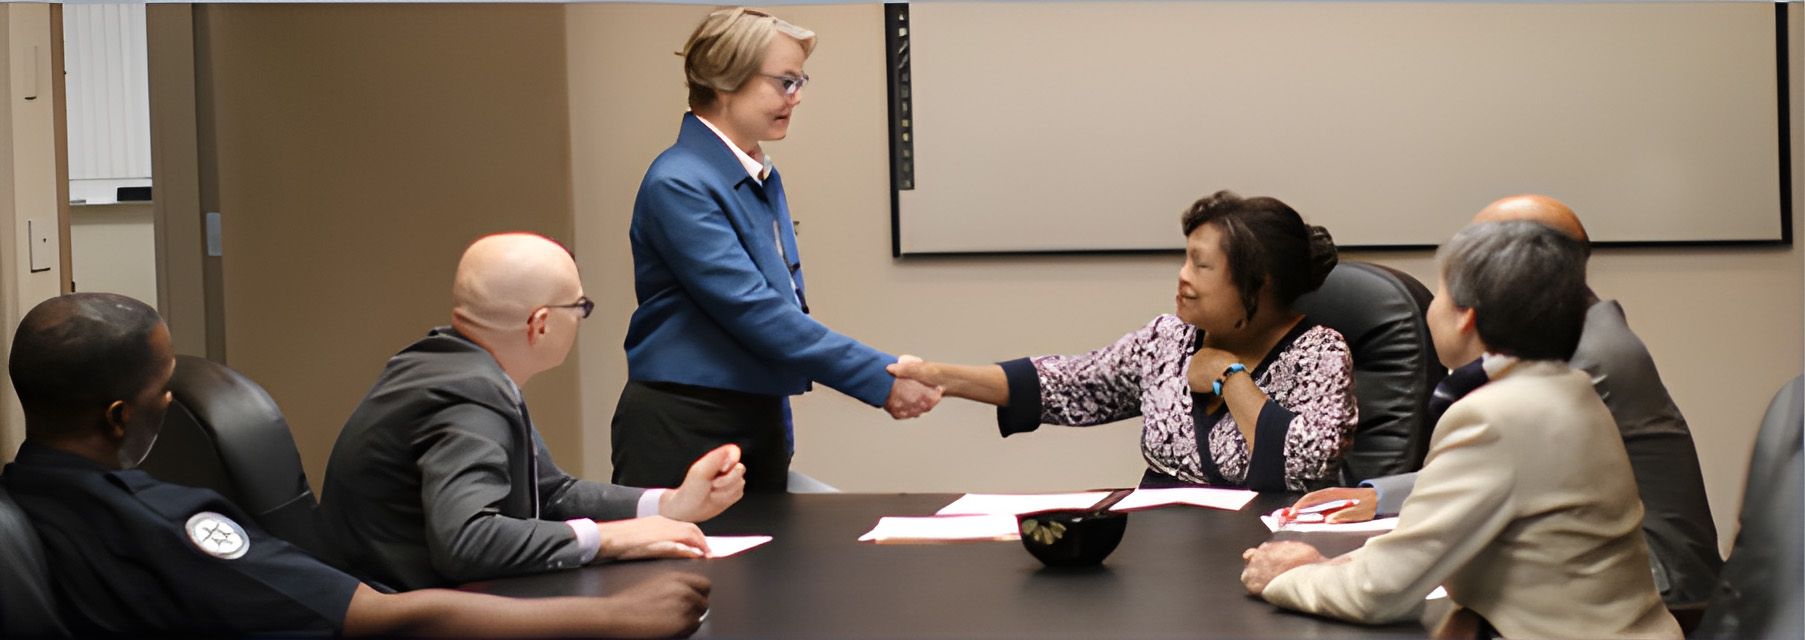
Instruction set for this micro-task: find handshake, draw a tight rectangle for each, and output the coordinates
[883,355,942,419]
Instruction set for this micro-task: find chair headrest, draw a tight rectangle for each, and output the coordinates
[151,356,313,517]
[1293,262,1447,484]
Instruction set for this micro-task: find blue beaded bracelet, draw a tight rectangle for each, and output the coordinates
[1212,363,1248,396]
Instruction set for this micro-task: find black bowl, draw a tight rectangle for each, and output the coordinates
[1016,509,1129,567]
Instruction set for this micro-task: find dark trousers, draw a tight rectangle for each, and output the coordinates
[611,380,791,493]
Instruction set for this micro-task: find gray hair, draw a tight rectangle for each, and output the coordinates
[1437,220,1588,361]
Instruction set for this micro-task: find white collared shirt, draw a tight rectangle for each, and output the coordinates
[1481,352,1526,378]
[695,113,770,183]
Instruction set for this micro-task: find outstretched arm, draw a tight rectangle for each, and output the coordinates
[343,572,710,638]
[889,356,1009,406]
[891,317,1178,437]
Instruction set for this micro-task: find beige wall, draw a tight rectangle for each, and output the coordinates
[69,202,157,306]
[571,4,1802,555]
[0,3,66,462]
[146,4,210,360]
[567,3,695,486]
[196,4,582,490]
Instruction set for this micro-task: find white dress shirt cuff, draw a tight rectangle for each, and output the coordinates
[566,518,601,564]
[637,488,668,518]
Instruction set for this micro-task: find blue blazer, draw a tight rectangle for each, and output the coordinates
[623,113,894,407]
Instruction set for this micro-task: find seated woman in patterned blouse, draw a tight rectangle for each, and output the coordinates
[890,191,1356,491]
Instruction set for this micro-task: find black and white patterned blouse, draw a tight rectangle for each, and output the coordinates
[997,314,1357,492]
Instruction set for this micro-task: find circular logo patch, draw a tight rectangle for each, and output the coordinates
[184,512,249,560]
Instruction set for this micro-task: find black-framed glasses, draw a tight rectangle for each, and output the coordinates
[535,296,594,322]
[763,73,810,97]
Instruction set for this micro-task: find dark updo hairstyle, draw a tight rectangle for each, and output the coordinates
[1180,190,1338,325]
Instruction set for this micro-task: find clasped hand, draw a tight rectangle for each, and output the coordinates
[884,355,943,419]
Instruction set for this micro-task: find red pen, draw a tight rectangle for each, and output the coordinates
[1280,499,1360,525]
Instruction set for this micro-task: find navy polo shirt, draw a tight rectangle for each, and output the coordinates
[2,442,360,636]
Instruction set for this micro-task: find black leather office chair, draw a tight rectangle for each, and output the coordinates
[136,355,331,560]
[1693,375,1802,639]
[1292,261,1446,486]
[0,487,68,638]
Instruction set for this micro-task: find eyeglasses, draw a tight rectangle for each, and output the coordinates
[763,73,810,97]
[534,296,594,322]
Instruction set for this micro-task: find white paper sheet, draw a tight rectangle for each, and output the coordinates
[705,535,773,558]
[856,515,1021,543]
[935,492,1112,516]
[1109,487,1259,512]
[1259,509,1403,533]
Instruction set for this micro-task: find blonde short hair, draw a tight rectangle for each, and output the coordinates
[677,7,817,110]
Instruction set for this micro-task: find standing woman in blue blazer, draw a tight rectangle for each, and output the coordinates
[612,8,941,493]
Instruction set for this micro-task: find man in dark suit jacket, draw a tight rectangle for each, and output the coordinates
[320,233,746,591]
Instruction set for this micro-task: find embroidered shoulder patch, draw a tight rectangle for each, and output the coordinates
[184,511,249,560]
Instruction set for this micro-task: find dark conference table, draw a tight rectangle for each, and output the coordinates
[467,492,1423,638]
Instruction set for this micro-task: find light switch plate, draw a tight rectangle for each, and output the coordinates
[206,212,222,257]
[28,218,53,272]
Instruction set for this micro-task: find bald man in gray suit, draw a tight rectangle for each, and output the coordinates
[1290,195,1721,609]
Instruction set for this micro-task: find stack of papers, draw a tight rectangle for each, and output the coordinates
[934,487,1257,517]
[856,515,1021,543]
[1110,487,1258,512]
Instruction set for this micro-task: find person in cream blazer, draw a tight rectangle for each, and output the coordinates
[1241,220,1680,639]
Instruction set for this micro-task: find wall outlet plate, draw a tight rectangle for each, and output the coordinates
[28,218,54,272]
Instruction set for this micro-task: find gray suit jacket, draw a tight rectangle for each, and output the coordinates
[1362,298,1720,606]
[1265,362,1681,638]
[1570,299,1720,606]
[319,327,643,590]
